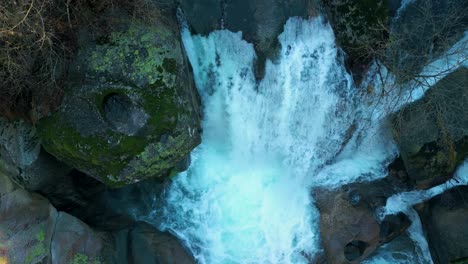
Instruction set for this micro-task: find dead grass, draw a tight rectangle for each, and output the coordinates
[0,0,171,121]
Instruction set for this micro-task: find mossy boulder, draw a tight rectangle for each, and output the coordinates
[37,11,201,187]
[393,68,468,188]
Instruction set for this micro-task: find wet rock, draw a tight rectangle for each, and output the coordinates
[179,0,319,77]
[314,176,411,263]
[0,118,72,191]
[112,221,195,264]
[60,176,165,232]
[393,68,468,189]
[420,186,468,264]
[37,9,201,187]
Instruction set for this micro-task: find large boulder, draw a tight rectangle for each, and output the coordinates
[37,10,201,187]
[420,186,468,264]
[314,174,411,263]
[393,68,468,189]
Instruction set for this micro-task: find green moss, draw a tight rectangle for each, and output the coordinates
[86,21,178,87]
[24,244,46,264]
[38,113,146,186]
[37,17,200,187]
[70,253,101,264]
[36,230,45,242]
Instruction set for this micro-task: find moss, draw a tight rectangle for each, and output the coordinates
[36,230,45,242]
[38,113,146,186]
[37,16,200,187]
[23,231,47,264]
[24,244,46,264]
[85,21,178,87]
[70,253,101,264]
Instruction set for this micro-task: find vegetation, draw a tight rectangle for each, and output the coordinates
[0,0,69,120]
[361,0,467,94]
[0,0,173,121]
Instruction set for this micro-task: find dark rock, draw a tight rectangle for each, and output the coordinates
[322,0,389,83]
[37,170,106,218]
[112,221,195,264]
[0,171,194,264]
[37,9,201,187]
[387,0,467,82]
[0,118,72,191]
[420,186,468,264]
[314,176,411,263]
[179,0,319,77]
[393,68,468,189]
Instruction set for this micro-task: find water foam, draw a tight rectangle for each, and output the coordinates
[147,14,466,264]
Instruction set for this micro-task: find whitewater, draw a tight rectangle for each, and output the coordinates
[144,15,468,264]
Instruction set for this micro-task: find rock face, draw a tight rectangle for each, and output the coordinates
[0,118,71,191]
[420,186,468,264]
[322,0,388,81]
[37,10,201,187]
[0,172,109,264]
[113,222,195,264]
[0,173,57,264]
[386,0,467,81]
[314,176,410,263]
[51,212,109,264]
[393,68,468,189]
[0,171,195,264]
[179,0,319,76]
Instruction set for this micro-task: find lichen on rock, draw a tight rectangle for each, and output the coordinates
[37,10,201,187]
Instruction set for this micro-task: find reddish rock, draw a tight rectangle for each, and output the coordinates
[314,177,411,264]
[0,186,57,264]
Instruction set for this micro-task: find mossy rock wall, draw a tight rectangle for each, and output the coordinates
[37,10,201,187]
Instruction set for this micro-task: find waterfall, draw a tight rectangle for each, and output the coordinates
[153,16,392,264]
[146,15,467,264]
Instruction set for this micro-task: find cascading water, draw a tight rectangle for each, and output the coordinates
[145,15,468,264]
[160,17,351,263]
[152,16,390,264]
